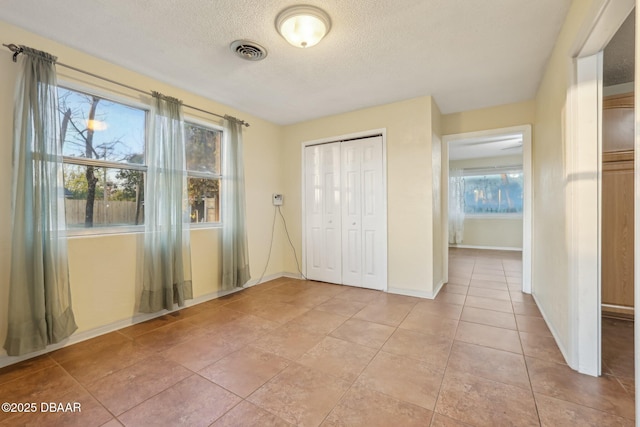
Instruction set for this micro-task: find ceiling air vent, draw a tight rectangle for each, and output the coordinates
[230,40,268,61]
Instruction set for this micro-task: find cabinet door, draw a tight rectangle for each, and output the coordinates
[601,154,634,313]
[304,143,341,284]
[603,93,634,152]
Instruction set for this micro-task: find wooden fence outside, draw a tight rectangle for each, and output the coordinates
[65,200,142,226]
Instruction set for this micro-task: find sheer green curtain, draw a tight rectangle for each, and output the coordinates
[449,168,465,244]
[221,119,250,289]
[4,46,77,356]
[140,92,192,312]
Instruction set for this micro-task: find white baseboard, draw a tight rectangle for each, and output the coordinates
[432,279,446,297]
[450,244,522,251]
[387,281,444,300]
[244,271,292,287]
[0,272,298,369]
[532,293,574,370]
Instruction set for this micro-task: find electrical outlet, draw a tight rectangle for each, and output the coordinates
[272,193,283,206]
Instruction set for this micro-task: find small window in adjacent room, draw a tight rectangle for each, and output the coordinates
[185,121,222,224]
[463,171,524,215]
[59,87,147,230]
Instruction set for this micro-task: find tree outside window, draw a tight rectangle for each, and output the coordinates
[59,87,222,231]
[59,87,146,228]
[463,172,524,215]
[185,122,221,223]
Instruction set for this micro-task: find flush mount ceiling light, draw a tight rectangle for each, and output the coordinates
[275,5,331,48]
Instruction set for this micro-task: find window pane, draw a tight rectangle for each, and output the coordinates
[185,123,221,175]
[188,178,219,223]
[59,88,146,164]
[463,173,523,214]
[63,164,145,228]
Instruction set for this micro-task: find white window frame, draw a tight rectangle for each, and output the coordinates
[184,116,224,229]
[59,80,150,237]
[58,82,225,235]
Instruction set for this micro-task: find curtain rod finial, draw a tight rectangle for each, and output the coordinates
[3,43,23,62]
[2,43,19,51]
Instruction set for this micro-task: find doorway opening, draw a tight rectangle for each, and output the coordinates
[600,7,635,395]
[442,125,532,294]
[567,0,634,378]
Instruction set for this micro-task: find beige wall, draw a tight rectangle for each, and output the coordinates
[0,21,285,360]
[461,218,523,248]
[442,100,536,136]
[282,96,441,296]
[532,0,598,359]
[449,155,523,249]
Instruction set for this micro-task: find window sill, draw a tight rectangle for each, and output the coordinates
[65,226,145,238]
[464,214,523,220]
[65,223,222,238]
[190,223,223,231]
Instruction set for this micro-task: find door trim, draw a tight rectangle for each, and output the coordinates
[567,0,634,377]
[300,128,388,290]
[569,52,603,376]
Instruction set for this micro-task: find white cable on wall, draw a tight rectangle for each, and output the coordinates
[254,205,307,286]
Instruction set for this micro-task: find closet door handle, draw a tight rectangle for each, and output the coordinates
[352,222,356,226]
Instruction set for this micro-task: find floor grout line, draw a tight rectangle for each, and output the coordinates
[1,251,635,426]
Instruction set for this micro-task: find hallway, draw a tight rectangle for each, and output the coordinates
[0,249,634,426]
[444,247,634,425]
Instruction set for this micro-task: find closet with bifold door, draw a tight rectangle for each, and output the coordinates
[304,135,387,290]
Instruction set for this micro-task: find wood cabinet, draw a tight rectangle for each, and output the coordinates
[603,93,634,152]
[601,92,634,318]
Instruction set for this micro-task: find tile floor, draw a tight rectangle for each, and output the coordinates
[602,316,635,401]
[0,248,635,426]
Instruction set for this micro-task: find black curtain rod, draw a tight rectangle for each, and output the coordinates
[2,43,250,127]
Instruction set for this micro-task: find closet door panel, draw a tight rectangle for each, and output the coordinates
[305,143,341,284]
[342,142,362,287]
[322,150,340,276]
[305,136,386,290]
[360,136,386,289]
[321,143,342,283]
[310,227,322,269]
[305,146,323,280]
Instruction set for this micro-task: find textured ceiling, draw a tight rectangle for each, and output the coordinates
[0,0,572,125]
[604,9,635,87]
[449,133,523,161]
